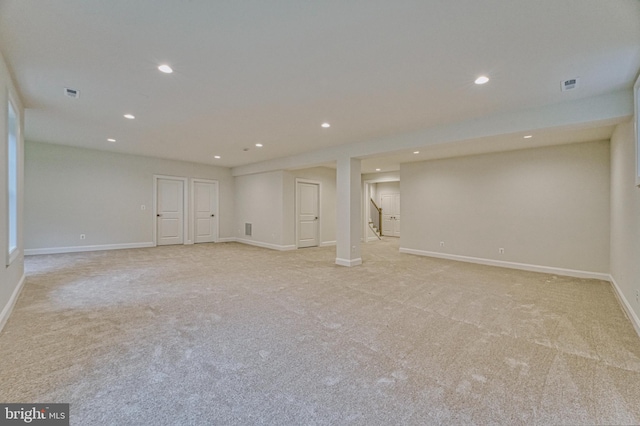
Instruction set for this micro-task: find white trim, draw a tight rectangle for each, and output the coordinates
[363,178,400,242]
[190,178,219,243]
[25,242,154,256]
[335,257,363,267]
[153,175,189,246]
[235,238,296,251]
[399,247,610,280]
[320,240,336,247]
[217,237,237,243]
[634,73,640,186]
[6,93,20,266]
[609,274,640,338]
[0,273,26,334]
[7,247,19,265]
[295,178,322,249]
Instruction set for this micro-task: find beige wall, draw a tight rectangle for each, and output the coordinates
[24,142,235,250]
[401,140,611,274]
[610,120,640,324]
[0,50,25,329]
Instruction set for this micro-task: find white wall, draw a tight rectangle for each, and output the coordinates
[401,140,611,275]
[0,50,25,330]
[234,170,291,250]
[234,167,336,250]
[24,142,235,251]
[610,120,640,329]
[375,181,400,206]
[285,167,337,246]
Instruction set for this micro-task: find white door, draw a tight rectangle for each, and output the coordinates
[381,193,400,237]
[157,178,184,245]
[194,181,218,243]
[297,182,319,248]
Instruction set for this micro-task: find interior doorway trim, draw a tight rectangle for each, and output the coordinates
[153,175,189,246]
[363,177,400,243]
[190,178,220,243]
[295,178,322,249]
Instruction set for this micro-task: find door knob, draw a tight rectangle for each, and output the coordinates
[211,214,215,217]
[315,217,318,220]
[157,214,162,217]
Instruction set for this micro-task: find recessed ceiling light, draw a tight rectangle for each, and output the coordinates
[214,155,221,159]
[375,168,381,172]
[158,64,173,74]
[474,76,489,85]
[124,114,135,119]
[321,122,331,128]
[107,138,116,142]
[255,143,263,147]
[413,151,420,154]
[523,135,533,139]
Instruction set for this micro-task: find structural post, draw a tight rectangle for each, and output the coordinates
[335,156,362,266]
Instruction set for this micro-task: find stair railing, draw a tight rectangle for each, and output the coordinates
[370,198,382,237]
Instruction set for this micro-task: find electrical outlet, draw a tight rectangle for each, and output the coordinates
[141,205,146,210]
[440,241,445,247]
[80,234,86,240]
[636,289,639,303]
[499,248,504,254]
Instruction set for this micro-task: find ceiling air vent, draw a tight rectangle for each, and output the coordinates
[561,78,579,92]
[64,87,80,99]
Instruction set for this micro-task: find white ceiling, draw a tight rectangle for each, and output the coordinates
[1,0,639,173]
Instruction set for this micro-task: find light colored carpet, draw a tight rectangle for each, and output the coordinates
[1,239,640,425]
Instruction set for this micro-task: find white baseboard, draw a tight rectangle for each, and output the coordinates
[320,240,336,247]
[399,247,610,281]
[235,238,296,251]
[335,257,362,267]
[0,274,26,334]
[216,237,237,243]
[25,242,155,256]
[609,274,640,338]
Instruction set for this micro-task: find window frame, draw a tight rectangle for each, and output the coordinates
[6,94,19,266]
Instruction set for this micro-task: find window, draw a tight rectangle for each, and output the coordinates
[635,73,640,187]
[7,99,18,264]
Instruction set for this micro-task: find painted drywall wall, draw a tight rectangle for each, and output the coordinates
[0,50,25,330]
[362,171,400,182]
[401,140,610,274]
[24,142,235,251]
[375,181,400,206]
[234,167,336,250]
[610,120,640,327]
[234,170,290,249]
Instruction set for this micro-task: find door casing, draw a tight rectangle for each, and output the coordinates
[191,178,219,243]
[295,178,321,248]
[153,175,189,246]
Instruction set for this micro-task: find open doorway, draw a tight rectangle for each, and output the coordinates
[363,178,400,242]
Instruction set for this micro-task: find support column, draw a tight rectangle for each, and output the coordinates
[335,156,362,267]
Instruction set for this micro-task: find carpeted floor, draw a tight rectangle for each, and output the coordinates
[1,239,640,425]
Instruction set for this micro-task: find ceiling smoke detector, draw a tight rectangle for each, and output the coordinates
[64,87,80,99]
[561,78,580,92]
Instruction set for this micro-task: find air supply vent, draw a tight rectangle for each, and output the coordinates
[561,78,579,92]
[64,87,80,99]
[245,223,252,236]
